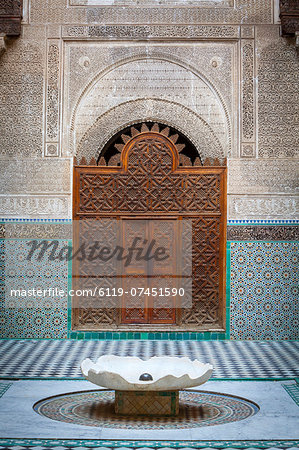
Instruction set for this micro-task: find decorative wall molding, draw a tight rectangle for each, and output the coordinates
[62,25,240,40]
[240,39,256,157]
[0,41,44,157]
[29,0,273,26]
[4,222,72,239]
[69,0,234,6]
[228,195,299,220]
[0,159,71,194]
[227,225,299,241]
[45,40,61,157]
[241,25,255,39]
[75,98,225,163]
[257,36,299,158]
[65,46,233,160]
[0,196,71,219]
[240,143,255,158]
[228,159,299,194]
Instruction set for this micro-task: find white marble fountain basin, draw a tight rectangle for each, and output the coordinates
[81,355,213,391]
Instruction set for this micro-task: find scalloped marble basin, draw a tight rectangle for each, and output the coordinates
[81,355,213,391]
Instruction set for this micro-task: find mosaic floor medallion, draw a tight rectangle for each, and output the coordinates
[33,390,259,429]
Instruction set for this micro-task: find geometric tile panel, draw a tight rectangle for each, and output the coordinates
[0,234,298,341]
[0,239,69,339]
[230,242,299,340]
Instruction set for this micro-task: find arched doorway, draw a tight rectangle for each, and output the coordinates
[73,123,227,331]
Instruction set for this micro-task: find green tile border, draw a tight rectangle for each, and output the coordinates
[67,330,226,340]
[0,439,298,448]
[225,242,231,340]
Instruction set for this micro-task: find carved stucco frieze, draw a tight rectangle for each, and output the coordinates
[228,196,299,220]
[73,58,230,158]
[241,40,255,152]
[0,196,71,218]
[70,0,234,5]
[4,222,72,239]
[227,225,299,241]
[256,28,299,158]
[228,159,299,195]
[84,2,272,25]
[64,44,235,160]
[29,0,272,26]
[65,45,234,125]
[0,41,45,157]
[0,159,71,194]
[62,25,240,40]
[45,39,61,156]
[75,99,225,163]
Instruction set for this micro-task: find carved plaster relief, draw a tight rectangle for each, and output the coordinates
[29,0,273,25]
[63,25,240,40]
[5,223,72,239]
[256,26,299,158]
[227,225,299,241]
[240,39,256,157]
[69,0,233,5]
[0,196,71,219]
[45,39,61,156]
[63,43,235,159]
[74,58,229,154]
[228,159,299,195]
[0,40,44,157]
[75,98,224,163]
[228,196,299,220]
[0,159,71,194]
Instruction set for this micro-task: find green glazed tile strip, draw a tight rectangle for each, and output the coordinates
[225,242,231,340]
[0,439,298,448]
[67,330,226,340]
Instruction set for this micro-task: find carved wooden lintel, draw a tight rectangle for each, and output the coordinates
[280,0,299,37]
[0,0,22,36]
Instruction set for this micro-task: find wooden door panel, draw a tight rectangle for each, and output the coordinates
[73,124,226,331]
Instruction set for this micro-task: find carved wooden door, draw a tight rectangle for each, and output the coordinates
[120,218,178,324]
[73,123,227,330]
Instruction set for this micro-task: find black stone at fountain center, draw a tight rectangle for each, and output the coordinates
[139,373,153,381]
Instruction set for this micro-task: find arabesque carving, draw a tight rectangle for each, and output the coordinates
[74,124,226,330]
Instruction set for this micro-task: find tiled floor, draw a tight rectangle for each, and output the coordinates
[0,380,298,440]
[0,340,298,448]
[0,339,298,379]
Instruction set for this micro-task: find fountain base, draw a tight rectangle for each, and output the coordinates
[115,390,179,416]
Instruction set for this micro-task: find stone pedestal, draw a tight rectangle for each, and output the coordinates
[115,390,179,416]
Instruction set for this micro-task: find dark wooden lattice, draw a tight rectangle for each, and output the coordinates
[73,123,226,330]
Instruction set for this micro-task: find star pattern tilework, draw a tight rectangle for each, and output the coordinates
[230,242,298,340]
[0,239,68,339]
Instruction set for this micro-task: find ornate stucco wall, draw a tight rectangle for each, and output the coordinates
[0,0,298,339]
